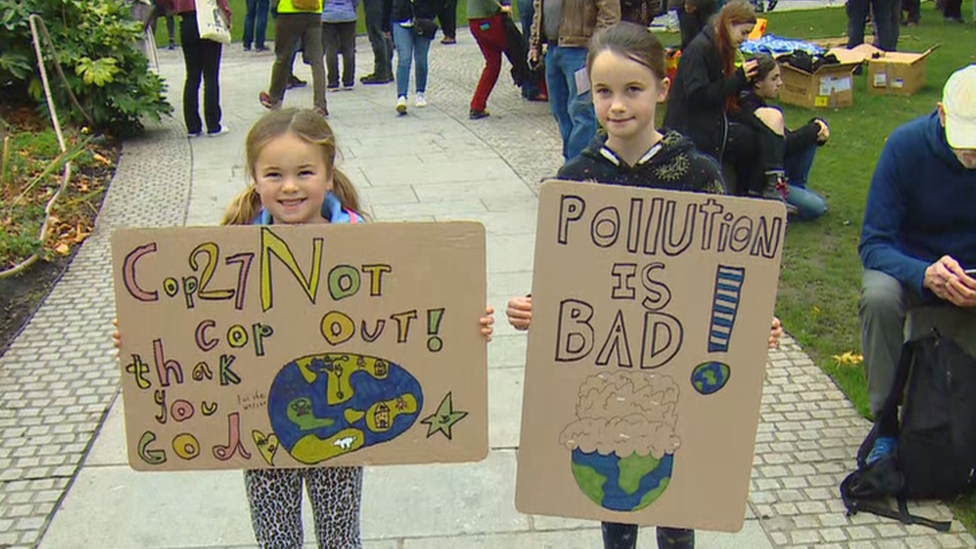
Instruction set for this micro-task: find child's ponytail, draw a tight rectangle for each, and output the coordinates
[331,168,364,218]
[221,186,263,226]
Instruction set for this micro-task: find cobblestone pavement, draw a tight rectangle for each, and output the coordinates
[2,14,975,548]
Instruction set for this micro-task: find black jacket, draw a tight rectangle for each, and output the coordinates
[558,131,727,195]
[737,91,824,156]
[383,0,436,32]
[663,25,748,163]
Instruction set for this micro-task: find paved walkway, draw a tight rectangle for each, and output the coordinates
[1,10,974,549]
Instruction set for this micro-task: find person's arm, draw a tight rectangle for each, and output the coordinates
[858,136,929,293]
[214,0,232,23]
[530,0,543,51]
[682,45,748,108]
[784,120,819,156]
[594,0,621,30]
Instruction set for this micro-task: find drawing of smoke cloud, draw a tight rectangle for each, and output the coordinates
[559,371,681,512]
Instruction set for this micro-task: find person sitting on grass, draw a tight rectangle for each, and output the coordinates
[738,54,828,220]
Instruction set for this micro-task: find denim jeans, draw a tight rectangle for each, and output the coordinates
[243,0,270,49]
[601,523,695,549]
[393,23,432,97]
[784,144,827,220]
[517,0,539,97]
[545,46,596,160]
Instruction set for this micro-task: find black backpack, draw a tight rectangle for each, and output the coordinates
[840,329,976,531]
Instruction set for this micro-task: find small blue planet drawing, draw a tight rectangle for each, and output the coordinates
[691,361,730,395]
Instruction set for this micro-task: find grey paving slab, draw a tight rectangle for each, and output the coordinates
[84,395,125,467]
[488,368,524,449]
[487,334,529,370]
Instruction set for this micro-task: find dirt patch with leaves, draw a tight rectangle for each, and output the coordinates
[0,108,120,356]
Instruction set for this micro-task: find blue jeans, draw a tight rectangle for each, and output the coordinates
[545,46,596,161]
[517,0,539,97]
[243,0,269,49]
[784,144,827,220]
[393,23,431,97]
[601,523,695,549]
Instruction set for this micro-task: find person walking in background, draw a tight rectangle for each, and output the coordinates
[259,0,329,117]
[847,0,898,50]
[173,0,231,136]
[362,0,395,83]
[516,0,547,101]
[384,0,437,115]
[243,0,271,51]
[322,0,360,90]
[152,0,178,50]
[528,0,620,160]
[467,0,517,119]
[438,0,459,43]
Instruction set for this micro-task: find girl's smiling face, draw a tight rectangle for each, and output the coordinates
[254,132,333,225]
[590,50,670,149]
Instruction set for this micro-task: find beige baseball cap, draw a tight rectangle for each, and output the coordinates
[943,65,976,149]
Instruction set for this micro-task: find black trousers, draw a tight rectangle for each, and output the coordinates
[322,21,357,86]
[437,0,458,39]
[180,12,223,134]
[847,0,899,50]
[942,0,962,18]
[364,0,393,76]
[902,0,920,23]
[602,523,695,549]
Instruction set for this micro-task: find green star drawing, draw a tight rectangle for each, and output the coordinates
[421,392,468,440]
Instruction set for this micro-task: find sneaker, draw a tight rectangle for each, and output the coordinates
[315,106,329,118]
[866,436,897,465]
[187,130,203,138]
[415,92,427,108]
[207,125,230,137]
[255,45,270,52]
[327,83,340,91]
[259,91,279,110]
[342,83,355,91]
[360,73,394,85]
[469,109,490,120]
[168,42,177,50]
[441,36,456,44]
[396,95,408,115]
[243,44,252,51]
[288,75,307,89]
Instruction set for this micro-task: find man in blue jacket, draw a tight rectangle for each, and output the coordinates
[859,65,976,463]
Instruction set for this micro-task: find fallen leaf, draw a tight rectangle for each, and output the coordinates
[92,153,110,165]
[832,351,864,367]
[55,242,70,255]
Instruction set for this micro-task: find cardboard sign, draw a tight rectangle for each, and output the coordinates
[516,181,786,532]
[111,223,488,471]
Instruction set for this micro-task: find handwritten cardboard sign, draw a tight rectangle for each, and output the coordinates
[516,181,786,532]
[111,223,488,471]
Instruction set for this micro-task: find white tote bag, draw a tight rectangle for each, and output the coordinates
[195,0,231,44]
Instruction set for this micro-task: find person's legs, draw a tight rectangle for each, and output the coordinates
[305,467,364,549]
[165,11,176,46]
[244,0,258,49]
[872,0,899,50]
[180,13,204,134]
[268,14,303,103]
[517,0,540,98]
[301,14,328,111]
[558,46,595,161]
[785,185,827,220]
[657,528,695,549]
[393,24,415,98]
[339,21,357,87]
[847,0,870,47]
[859,269,909,418]
[602,522,638,549]
[363,0,393,80]
[255,0,269,48]
[469,15,506,113]
[200,39,224,133]
[414,34,432,93]
[943,0,962,19]
[783,143,817,188]
[545,47,573,158]
[323,23,342,87]
[244,469,305,548]
[903,0,920,23]
[439,0,458,40]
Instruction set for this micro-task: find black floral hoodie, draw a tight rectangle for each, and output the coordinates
[557,130,727,195]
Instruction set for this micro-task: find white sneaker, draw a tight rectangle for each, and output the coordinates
[206,125,230,137]
[415,92,427,108]
[396,95,407,115]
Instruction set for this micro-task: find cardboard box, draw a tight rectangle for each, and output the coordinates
[827,44,939,96]
[867,47,938,95]
[779,61,858,109]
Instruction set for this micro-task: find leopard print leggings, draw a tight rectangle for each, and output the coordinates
[244,466,363,549]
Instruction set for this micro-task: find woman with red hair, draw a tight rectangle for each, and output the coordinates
[664,0,792,208]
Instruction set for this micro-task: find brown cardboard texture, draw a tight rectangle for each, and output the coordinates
[111,223,488,471]
[867,46,938,96]
[515,181,786,532]
[780,60,858,109]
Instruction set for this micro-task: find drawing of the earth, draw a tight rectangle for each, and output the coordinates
[570,449,675,512]
[691,361,731,396]
[268,353,423,464]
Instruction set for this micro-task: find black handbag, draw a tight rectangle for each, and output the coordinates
[410,0,438,39]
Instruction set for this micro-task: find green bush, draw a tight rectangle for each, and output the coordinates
[0,0,173,135]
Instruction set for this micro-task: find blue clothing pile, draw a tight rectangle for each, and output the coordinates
[739,34,825,57]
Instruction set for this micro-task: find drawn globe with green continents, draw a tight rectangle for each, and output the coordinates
[559,371,681,512]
